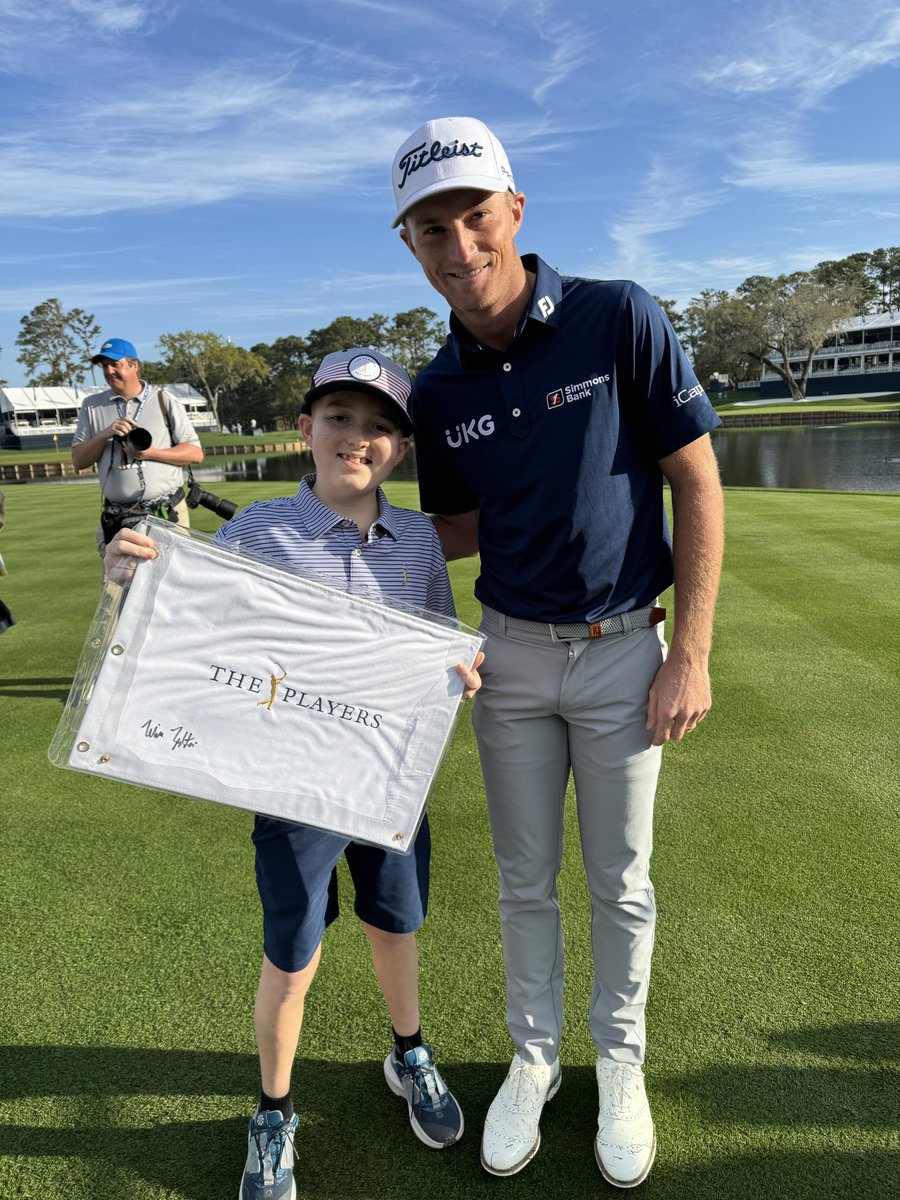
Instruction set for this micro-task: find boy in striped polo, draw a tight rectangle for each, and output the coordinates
[105,348,481,1200]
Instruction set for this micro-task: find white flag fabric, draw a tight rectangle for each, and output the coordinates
[51,522,482,852]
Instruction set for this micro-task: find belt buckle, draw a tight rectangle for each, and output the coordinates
[588,622,604,638]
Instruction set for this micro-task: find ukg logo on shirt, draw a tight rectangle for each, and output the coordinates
[445,413,496,449]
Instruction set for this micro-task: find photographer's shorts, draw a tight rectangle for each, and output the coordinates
[251,814,431,973]
[95,498,190,555]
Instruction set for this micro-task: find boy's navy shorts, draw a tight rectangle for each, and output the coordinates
[251,813,431,973]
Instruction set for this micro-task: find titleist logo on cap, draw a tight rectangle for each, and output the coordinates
[390,116,515,227]
[396,137,485,191]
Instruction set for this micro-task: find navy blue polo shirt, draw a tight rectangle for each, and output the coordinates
[411,254,721,624]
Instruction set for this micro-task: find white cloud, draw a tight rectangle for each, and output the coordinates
[0,274,241,314]
[730,152,900,195]
[0,0,170,65]
[0,69,415,218]
[607,155,726,279]
[703,3,900,104]
[67,0,156,33]
[530,18,599,106]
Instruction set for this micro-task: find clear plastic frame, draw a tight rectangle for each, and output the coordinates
[50,518,483,853]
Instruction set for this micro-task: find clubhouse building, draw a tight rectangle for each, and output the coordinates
[737,312,900,398]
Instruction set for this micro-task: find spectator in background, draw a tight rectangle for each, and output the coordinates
[71,337,204,555]
[0,489,14,633]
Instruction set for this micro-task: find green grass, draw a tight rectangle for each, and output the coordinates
[0,430,303,468]
[196,430,304,449]
[715,393,900,416]
[0,481,897,1199]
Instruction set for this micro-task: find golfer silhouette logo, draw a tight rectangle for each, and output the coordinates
[257,663,287,712]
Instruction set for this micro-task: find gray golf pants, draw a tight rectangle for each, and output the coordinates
[472,606,665,1068]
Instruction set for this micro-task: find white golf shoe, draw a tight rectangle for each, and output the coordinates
[594,1058,656,1188]
[480,1054,561,1176]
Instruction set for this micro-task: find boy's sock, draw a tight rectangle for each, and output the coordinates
[258,1089,294,1121]
[393,1027,424,1056]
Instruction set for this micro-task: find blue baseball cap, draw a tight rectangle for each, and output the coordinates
[91,337,139,364]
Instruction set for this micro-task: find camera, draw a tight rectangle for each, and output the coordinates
[115,427,153,453]
[185,480,238,520]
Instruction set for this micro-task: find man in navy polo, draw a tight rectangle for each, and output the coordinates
[390,116,724,1188]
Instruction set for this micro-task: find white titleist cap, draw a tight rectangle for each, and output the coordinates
[391,116,515,228]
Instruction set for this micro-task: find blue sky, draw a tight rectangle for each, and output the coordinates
[1,0,898,383]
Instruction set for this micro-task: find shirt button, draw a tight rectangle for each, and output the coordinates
[512,407,521,417]
[352,546,363,557]
[502,362,512,372]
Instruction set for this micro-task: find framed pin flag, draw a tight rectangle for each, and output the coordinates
[50,519,483,852]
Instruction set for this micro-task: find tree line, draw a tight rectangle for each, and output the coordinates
[6,306,446,428]
[6,246,898,416]
[655,246,900,402]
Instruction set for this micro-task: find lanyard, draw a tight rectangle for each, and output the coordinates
[115,382,149,423]
[111,381,149,493]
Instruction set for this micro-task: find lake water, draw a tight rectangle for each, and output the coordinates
[31,422,900,493]
[187,424,900,494]
[709,424,900,492]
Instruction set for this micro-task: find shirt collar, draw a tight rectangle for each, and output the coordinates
[447,253,563,362]
[290,475,399,541]
[113,380,150,408]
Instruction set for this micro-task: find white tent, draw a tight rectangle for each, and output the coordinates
[1,383,216,446]
[0,385,98,425]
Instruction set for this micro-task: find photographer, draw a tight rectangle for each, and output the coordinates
[72,337,204,555]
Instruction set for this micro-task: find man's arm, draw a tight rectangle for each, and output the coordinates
[133,442,204,466]
[431,509,480,561]
[133,394,205,466]
[647,434,724,746]
[71,417,131,470]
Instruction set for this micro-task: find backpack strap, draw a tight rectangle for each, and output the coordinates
[157,389,175,447]
[158,388,197,490]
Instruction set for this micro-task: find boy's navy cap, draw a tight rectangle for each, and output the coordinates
[91,337,139,364]
[391,115,515,228]
[302,349,413,433]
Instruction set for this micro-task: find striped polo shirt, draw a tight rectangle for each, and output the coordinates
[214,475,455,619]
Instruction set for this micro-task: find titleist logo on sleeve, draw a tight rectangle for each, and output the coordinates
[396,138,484,189]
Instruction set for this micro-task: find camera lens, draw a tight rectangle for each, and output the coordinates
[211,496,238,519]
[124,427,152,452]
[185,482,237,521]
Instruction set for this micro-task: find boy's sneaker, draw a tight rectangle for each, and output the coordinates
[383,1043,464,1149]
[240,1108,298,1200]
[594,1059,656,1188]
[480,1054,561,1176]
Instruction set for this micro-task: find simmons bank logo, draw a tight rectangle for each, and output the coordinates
[547,372,611,410]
